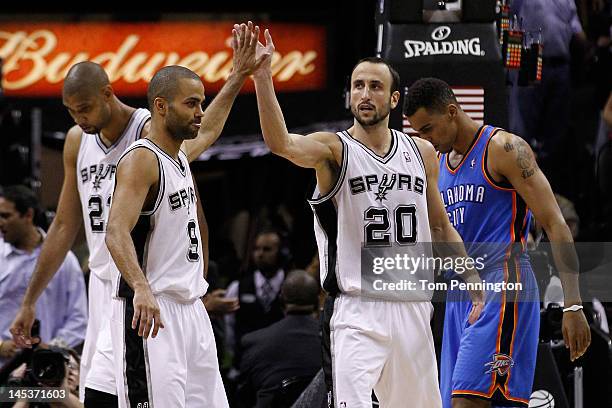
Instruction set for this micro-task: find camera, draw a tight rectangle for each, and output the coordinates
[22,347,70,387]
[0,320,70,389]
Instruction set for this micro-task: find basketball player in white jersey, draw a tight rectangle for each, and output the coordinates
[250,28,484,407]
[10,22,264,406]
[104,24,266,407]
[8,61,150,406]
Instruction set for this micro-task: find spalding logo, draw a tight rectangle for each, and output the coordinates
[431,26,452,41]
[404,25,485,58]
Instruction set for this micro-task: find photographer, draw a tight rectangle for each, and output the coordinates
[5,346,83,408]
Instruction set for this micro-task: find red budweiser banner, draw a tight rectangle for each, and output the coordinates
[0,22,327,97]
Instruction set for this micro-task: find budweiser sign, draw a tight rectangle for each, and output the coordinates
[0,22,327,96]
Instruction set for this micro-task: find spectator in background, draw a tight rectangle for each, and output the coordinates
[509,0,588,191]
[237,270,322,408]
[0,186,87,363]
[224,229,289,367]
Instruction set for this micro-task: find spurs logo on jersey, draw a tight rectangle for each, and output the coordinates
[169,186,196,211]
[76,108,150,279]
[309,129,433,296]
[349,172,425,201]
[115,138,208,302]
[79,163,117,191]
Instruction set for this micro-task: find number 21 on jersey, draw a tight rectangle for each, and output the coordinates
[88,195,111,233]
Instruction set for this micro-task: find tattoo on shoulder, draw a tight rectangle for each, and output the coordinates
[504,142,514,152]
[514,138,538,179]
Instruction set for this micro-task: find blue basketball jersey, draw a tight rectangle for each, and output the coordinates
[438,125,532,266]
[438,125,540,408]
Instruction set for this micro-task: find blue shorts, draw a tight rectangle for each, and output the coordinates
[440,259,540,407]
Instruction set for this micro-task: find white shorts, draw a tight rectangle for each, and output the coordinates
[110,295,229,408]
[323,295,442,408]
[80,271,117,401]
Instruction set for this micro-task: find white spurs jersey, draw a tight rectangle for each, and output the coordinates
[114,138,208,302]
[76,108,150,280]
[309,129,433,297]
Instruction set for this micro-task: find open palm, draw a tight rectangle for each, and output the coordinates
[232,22,274,77]
[254,28,275,75]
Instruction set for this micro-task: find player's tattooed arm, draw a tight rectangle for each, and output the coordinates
[492,131,583,295]
[515,138,538,179]
[499,137,539,179]
[492,131,590,360]
[492,132,545,185]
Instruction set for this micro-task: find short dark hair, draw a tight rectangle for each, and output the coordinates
[63,61,110,98]
[147,65,201,111]
[0,185,40,216]
[404,77,458,116]
[281,270,320,312]
[352,57,400,94]
[256,227,282,239]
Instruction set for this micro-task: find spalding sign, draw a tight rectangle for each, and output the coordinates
[404,25,485,58]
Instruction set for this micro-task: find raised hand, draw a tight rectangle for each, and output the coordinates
[231,21,272,78]
[253,28,275,77]
[232,22,274,78]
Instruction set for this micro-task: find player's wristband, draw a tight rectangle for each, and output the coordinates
[562,304,584,313]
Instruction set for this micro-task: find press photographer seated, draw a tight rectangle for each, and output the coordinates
[1,337,82,408]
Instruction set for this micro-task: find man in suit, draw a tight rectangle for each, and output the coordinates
[238,270,322,408]
[225,229,289,375]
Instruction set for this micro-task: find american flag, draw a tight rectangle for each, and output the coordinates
[403,86,484,136]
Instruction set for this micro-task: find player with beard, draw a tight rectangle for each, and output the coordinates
[250,27,485,408]
[105,64,228,407]
[10,21,264,407]
[105,24,269,407]
[9,61,151,406]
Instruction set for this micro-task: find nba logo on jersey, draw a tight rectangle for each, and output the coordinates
[403,151,411,162]
[484,353,515,376]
